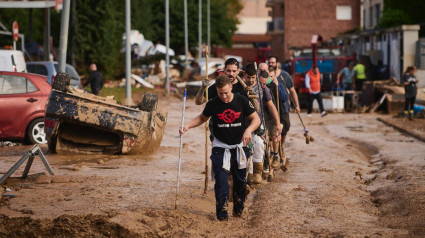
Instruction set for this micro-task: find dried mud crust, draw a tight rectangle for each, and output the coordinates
[0,214,138,237]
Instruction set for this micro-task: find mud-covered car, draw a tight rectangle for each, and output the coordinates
[44,73,167,154]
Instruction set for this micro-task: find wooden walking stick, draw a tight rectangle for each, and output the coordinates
[254,62,273,182]
[175,89,187,210]
[204,46,209,194]
[275,79,288,172]
[279,75,314,144]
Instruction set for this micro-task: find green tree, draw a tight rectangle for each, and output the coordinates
[0,0,242,80]
[380,0,425,28]
[143,0,242,56]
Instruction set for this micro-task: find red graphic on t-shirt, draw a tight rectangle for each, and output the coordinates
[217,109,241,123]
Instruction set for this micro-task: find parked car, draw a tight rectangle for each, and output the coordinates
[26,61,82,89]
[0,71,51,144]
[0,50,26,72]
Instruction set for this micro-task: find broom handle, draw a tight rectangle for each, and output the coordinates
[175,89,187,209]
[204,46,209,194]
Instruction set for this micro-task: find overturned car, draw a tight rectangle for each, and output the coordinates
[44,73,167,154]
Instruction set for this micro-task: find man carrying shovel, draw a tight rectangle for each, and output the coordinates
[179,75,260,221]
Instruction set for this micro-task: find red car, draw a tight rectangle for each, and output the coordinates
[0,71,51,144]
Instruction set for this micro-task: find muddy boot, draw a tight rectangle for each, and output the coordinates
[409,110,414,120]
[247,174,254,185]
[271,153,280,169]
[253,162,263,184]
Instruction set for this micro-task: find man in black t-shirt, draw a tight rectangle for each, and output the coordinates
[180,75,260,221]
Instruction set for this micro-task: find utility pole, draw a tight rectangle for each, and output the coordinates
[125,0,132,105]
[207,0,210,50]
[198,0,202,59]
[58,0,70,72]
[165,0,170,94]
[184,0,188,68]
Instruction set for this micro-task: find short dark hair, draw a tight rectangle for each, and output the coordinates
[259,70,269,79]
[215,74,232,89]
[224,58,239,69]
[244,63,256,76]
[268,56,278,62]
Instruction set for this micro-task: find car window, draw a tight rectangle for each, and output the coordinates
[27,79,37,92]
[27,64,48,76]
[65,65,80,80]
[54,64,80,80]
[0,75,38,95]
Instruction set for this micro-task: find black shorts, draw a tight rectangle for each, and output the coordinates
[280,112,290,137]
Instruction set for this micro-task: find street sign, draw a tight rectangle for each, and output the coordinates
[12,21,18,42]
[55,0,63,11]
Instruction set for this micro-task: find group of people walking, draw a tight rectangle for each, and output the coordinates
[179,56,301,221]
[178,55,419,221]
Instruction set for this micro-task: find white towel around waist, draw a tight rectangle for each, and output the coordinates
[212,138,247,172]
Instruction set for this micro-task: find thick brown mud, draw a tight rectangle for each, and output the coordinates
[0,94,424,237]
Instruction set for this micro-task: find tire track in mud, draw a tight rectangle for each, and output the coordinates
[235,114,407,237]
[320,114,425,237]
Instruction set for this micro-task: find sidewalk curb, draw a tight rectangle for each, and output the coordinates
[377,117,425,143]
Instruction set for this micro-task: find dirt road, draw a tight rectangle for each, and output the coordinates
[1,94,424,237]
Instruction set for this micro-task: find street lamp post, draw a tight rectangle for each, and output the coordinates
[184,0,188,68]
[165,0,170,94]
[207,0,210,50]
[198,0,202,59]
[125,0,132,105]
[58,0,70,73]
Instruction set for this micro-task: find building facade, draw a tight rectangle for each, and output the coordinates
[215,0,272,64]
[266,0,360,61]
[362,0,384,30]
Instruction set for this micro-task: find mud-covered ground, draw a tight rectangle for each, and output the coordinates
[1,93,424,237]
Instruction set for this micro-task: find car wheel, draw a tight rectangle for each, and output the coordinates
[52,72,70,91]
[27,118,47,144]
[140,93,158,112]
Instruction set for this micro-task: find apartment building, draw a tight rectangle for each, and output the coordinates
[266,0,360,61]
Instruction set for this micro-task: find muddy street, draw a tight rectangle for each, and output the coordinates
[0,94,424,237]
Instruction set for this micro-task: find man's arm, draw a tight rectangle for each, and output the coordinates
[289,87,300,113]
[179,113,209,135]
[265,100,282,135]
[242,112,260,146]
[337,68,345,84]
[195,79,209,105]
[305,73,312,94]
